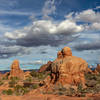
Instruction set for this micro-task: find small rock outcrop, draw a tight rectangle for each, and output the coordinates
[38,61,52,73]
[50,47,88,86]
[9,60,24,79]
[95,64,100,73]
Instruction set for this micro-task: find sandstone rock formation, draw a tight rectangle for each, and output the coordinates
[38,61,52,73]
[95,64,100,73]
[50,47,88,86]
[9,60,24,79]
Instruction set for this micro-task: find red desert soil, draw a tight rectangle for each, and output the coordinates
[0,94,90,100]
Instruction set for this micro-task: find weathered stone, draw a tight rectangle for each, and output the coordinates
[50,47,88,86]
[9,60,24,79]
[95,64,100,73]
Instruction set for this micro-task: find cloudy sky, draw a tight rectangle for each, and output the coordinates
[0,0,100,70]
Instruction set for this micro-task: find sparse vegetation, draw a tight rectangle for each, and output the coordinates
[14,85,29,95]
[0,80,4,86]
[30,70,47,80]
[24,76,32,83]
[9,77,18,87]
[2,89,13,95]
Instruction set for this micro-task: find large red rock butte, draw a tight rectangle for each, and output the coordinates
[50,47,88,86]
[9,60,24,79]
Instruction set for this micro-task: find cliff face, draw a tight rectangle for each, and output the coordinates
[96,64,100,73]
[9,60,24,79]
[50,47,88,86]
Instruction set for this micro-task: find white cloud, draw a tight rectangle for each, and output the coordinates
[90,22,100,30]
[42,0,56,19]
[5,19,84,47]
[95,6,100,9]
[75,9,100,23]
[64,9,100,31]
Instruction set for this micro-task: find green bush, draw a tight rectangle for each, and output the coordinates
[30,70,45,80]
[85,73,97,80]
[9,79,17,87]
[2,76,8,80]
[24,76,32,83]
[2,89,13,95]
[77,83,83,93]
[65,88,76,96]
[31,84,39,89]
[0,80,4,86]
[14,85,29,95]
[10,77,19,80]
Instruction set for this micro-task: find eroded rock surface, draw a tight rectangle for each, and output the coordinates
[9,60,24,79]
[95,64,100,73]
[50,47,88,86]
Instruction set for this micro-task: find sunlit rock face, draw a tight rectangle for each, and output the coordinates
[95,64,100,73]
[50,47,88,86]
[9,60,24,79]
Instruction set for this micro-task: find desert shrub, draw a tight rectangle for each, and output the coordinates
[85,73,97,80]
[31,83,39,89]
[65,88,76,96]
[14,85,29,95]
[10,77,19,80]
[30,70,45,80]
[53,83,76,96]
[24,82,39,89]
[76,83,86,97]
[9,79,17,87]
[2,89,13,95]
[0,80,4,86]
[2,73,9,80]
[24,76,32,83]
[30,70,38,77]
[2,76,8,80]
[77,83,83,92]
[9,77,19,87]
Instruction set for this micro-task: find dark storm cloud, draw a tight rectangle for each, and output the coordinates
[0,46,30,59]
[74,41,100,51]
[15,34,78,47]
[0,37,31,59]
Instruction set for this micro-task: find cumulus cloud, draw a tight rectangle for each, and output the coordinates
[73,8,100,31]
[90,22,100,30]
[75,9,100,23]
[95,6,100,9]
[2,2,100,60]
[5,19,83,47]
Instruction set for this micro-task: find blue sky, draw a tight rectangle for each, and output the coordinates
[0,0,100,70]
